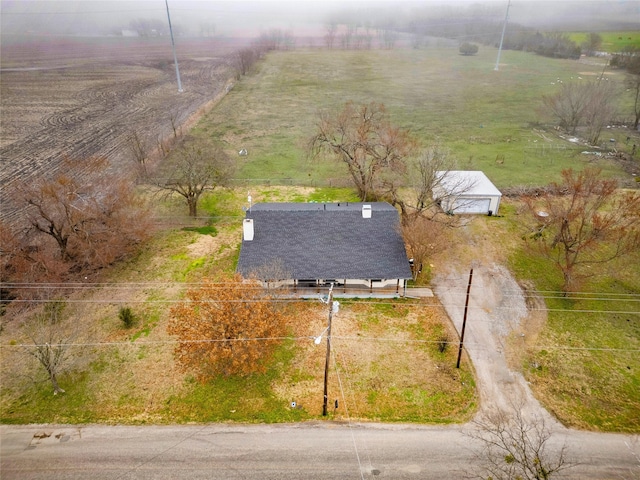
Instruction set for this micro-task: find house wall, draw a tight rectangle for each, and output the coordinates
[260,278,406,291]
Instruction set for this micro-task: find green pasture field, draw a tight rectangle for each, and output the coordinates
[191,45,634,190]
[566,31,640,52]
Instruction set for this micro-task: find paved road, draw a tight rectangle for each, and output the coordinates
[1,423,638,479]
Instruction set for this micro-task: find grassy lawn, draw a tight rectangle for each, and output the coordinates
[0,186,476,425]
[507,209,640,432]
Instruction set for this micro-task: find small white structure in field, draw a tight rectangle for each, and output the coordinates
[434,171,502,216]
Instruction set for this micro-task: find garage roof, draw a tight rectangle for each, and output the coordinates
[436,171,502,197]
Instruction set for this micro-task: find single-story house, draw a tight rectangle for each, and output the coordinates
[433,170,502,215]
[236,202,412,294]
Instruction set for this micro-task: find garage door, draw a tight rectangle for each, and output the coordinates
[453,198,491,214]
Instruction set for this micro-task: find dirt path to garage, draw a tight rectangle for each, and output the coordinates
[434,261,562,428]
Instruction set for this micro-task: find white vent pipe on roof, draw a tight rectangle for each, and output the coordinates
[243,218,254,241]
[362,205,372,218]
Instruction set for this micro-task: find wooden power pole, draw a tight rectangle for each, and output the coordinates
[322,284,335,416]
[456,269,474,369]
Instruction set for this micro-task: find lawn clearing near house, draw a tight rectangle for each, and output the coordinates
[0,294,476,425]
[0,186,476,425]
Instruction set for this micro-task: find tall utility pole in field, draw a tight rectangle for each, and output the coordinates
[494,0,511,71]
[165,0,183,92]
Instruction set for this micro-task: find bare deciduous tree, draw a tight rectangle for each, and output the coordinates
[167,275,287,380]
[381,29,398,49]
[583,80,617,145]
[15,157,153,270]
[235,47,259,77]
[154,140,234,217]
[465,403,574,480]
[324,22,338,49]
[524,168,640,293]
[248,258,291,292]
[625,70,640,130]
[400,216,452,281]
[169,110,181,139]
[542,80,617,144]
[127,130,149,178]
[581,32,602,56]
[310,101,416,201]
[542,82,590,135]
[20,301,81,395]
[383,145,471,224]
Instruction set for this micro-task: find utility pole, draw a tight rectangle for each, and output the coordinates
[456,268,473,369]
[165,0,183,92]
[494,0,511,71]
[322,283,335,416]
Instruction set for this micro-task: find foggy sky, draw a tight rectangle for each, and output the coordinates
[1,1,639,38]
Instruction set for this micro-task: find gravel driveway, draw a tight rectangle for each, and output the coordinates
[434,263,562,428]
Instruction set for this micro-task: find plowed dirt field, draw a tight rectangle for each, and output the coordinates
[0,35,244,223]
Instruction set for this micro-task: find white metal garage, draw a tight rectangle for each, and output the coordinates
[433,171,502,216]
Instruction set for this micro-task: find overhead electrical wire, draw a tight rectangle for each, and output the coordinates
[3,336,638,353]
[3,281,639,300]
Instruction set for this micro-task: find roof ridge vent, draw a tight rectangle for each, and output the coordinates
[362,204,372,218]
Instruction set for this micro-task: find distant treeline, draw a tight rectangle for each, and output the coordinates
[399,15,581,60]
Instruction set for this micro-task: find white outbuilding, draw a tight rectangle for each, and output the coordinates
[434,171,502,216]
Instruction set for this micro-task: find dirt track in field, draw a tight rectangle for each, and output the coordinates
[0,35,246,224]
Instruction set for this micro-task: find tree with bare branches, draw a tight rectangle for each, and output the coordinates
[324,22,338,49]
[583,80,617,145]
[400,216,452,281]
[15,157,153,270]
[382,145,471,224]
[542,82,590,135]
[154,139,234,217]
[625,65,640,130]
[127,130,149,178]
[309,101,416,201]
[466,402,574,480]
[524,168,640,293]
[235,47,259,77]
[247,258,291,292]
[20,301,82,395]
[542,80,617,144]
[167,275,287,380]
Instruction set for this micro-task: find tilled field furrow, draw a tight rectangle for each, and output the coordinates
[1,36,243,225]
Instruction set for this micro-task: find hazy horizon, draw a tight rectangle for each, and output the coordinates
[2,1,639,39]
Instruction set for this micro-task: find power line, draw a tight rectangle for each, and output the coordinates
[3,281,640,300]
[4,298,638,317]
[3,335,638,353]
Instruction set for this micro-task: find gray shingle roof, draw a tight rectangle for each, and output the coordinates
[236,202,412,280]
